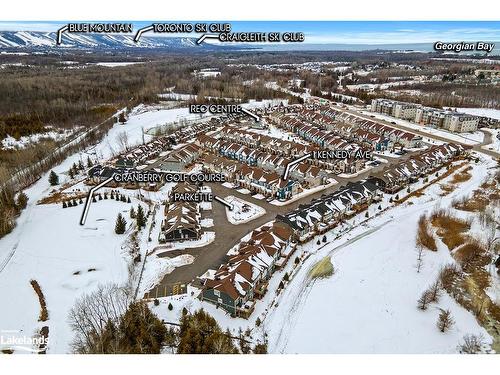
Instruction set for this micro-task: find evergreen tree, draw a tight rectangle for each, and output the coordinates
[68,167,75,179]
[62,201,67,208]
[253,342,267,354]
[49,170,59,186]
[118,112,127,124]
[117,302,167,354]
[130,207,136,218]
[168,303,173,311]
[127,197,131,203]
[74,300,169,354]
[136,205,146,228]
[177,309,237,354]
[115,213,127,234]
[86,156,93,168]
[16,192,28,209]
[78,160,84,170]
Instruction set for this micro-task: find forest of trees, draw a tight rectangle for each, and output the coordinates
[68,284,266,354]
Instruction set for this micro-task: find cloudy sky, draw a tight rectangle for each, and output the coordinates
[0,21,499,45]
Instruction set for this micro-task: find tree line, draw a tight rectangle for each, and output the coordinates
[68,283,267,354]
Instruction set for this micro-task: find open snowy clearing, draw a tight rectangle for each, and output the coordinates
[139,254,195,297]
[456,108,500,121]
[224,196,266,225]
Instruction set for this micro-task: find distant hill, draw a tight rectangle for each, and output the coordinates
[0,30,236,51]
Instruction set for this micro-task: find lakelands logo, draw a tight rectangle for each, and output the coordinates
[0,330,49,353]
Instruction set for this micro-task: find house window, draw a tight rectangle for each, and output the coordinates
[214,290,220,297]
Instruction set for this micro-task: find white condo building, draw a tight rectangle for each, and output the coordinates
[371,98,479,133]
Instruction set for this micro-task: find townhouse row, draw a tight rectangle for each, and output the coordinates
[271,108,420,153]
[159,183,203,243]
[319,107,423,149]
[200,223,295,317]
[372,143,468,193]
[273,143,467,242]
[198,133,330,189]
[208,126,361,175]
[113,118,217,170]
[275,179,382,242]
[203,154,297,200]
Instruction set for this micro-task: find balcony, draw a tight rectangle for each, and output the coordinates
[254,281,269,299]
[237,301,256,319]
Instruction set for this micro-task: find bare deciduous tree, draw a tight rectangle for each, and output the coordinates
[457,333,485,354]
[68,283,131,353]
[416,245,425,273]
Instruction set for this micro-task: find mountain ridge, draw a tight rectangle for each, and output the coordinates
[0,30,236,50]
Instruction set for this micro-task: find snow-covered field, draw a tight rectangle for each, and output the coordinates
[224,196,266,225]
[94,62,142,67]
[0,165,140,353]
[0,105,208,354]
[245,124,309,145]
[1,128,79,150]
[456,108,500,121]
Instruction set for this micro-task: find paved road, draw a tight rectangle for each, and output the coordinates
[147,153,411,297]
